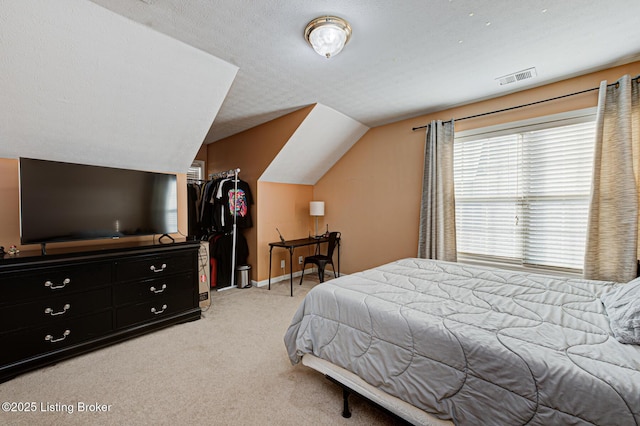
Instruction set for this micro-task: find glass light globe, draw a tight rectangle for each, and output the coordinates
[304,16,351,59]
[309,25,347,58]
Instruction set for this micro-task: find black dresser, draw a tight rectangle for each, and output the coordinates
[0,240,201,382]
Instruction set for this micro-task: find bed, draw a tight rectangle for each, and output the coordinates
[284,258,640,425]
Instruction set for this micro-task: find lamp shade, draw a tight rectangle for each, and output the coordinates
[310,201,325,216]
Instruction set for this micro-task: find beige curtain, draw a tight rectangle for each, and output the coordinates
[418,120,457,261]
[584,75,640,282]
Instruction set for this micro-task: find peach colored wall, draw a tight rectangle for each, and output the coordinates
[257,181,315,281]
[194,144,207,171]
[0,157,189,254]
[205,105,314,281]
[315,61,640,274]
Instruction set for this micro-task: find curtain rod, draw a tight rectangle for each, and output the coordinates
[411,85,606,132]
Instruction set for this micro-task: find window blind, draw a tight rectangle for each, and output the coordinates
[187,160,205,181]
[453,118,596,273]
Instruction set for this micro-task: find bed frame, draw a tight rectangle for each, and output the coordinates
[302,354,453,426]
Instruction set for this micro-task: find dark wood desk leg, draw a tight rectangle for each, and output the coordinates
[289,248,294,297]
[268,246,273,290]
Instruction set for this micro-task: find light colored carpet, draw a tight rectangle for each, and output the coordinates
[0,277,399,425]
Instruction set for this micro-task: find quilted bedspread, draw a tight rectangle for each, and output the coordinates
[284,258,640,425]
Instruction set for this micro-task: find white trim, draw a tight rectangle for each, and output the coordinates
[302,354,452,426]
[455,107,597,141]
[254,270,305,288]
[253,269,345,288]
[453,107,597,275]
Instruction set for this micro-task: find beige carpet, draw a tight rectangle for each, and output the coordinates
[0,277,399,425]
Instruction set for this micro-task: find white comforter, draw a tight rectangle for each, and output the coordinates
[284,258,640,425]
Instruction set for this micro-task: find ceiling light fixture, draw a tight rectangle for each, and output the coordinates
[304,16,352,59]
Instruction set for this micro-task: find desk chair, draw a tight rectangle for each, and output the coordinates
[299,232,340,284]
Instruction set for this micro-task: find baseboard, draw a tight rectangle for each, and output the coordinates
[254,269,344,288]
[254,270,306,288]
[213,270,316,290]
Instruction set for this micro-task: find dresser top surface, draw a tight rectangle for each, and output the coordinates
[0,239,200,269]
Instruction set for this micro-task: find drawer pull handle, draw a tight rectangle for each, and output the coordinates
[151,304,168,315]
[150,263,167,273]
[150,284,167,294]
[44,330,71,343]
[44,304,71,316]
[44,278,71,290]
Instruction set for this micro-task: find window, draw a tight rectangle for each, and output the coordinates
[188,160,205,181]
[453,109,596,274]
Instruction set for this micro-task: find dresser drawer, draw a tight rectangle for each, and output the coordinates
[114,251,194,282]
[0,262,111,305]
[115,290,195,329]
[0,310,113,366]
[113,273,194,305]
[0,287,112,334]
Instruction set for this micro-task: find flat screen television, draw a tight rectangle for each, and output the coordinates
[19,158,178,247]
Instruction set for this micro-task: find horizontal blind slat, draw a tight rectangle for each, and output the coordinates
[454,118,595,272]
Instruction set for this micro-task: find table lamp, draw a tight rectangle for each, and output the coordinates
[310,201,325,237]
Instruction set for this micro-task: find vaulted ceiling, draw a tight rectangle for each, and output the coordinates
[3,1,640,176]
[91,0,640,143]
[1,0,237,173]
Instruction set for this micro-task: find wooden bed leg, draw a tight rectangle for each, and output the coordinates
[342,387,352,418]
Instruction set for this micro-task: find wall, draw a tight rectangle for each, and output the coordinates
[7,62,638,276]
[1,0,237,175]
[315,61,640,274]
[194,145,207,170]
[257,181,315,282]
[205,105,314,281]
[0,157,189,254]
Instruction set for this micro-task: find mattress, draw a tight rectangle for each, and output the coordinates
[284,258,640,425]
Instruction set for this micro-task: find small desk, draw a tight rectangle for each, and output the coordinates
[268,236,340,297]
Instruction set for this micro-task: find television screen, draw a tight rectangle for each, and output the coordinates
[19,158,178,245]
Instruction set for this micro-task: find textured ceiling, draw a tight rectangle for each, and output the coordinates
[1,0,237,173]
[87,0,640,143]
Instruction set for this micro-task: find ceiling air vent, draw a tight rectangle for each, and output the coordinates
[496,67,537,86]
